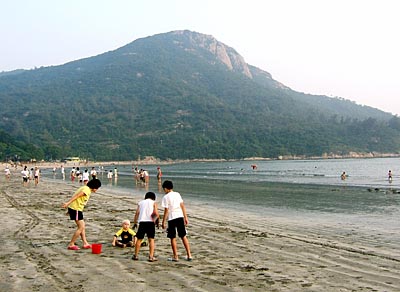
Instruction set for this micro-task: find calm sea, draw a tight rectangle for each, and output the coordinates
[43,157,400,214]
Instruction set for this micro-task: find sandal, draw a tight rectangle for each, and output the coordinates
[67,245,80,250]
[167,257,179,262]
[132,255,139,261]
[148,257,158,262]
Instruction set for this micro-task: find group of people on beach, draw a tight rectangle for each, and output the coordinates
[61,178,192,262]
[53,164,121,184]
[16,165,41,186]
[68,166,99,184]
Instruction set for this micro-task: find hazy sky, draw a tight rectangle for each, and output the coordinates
[1,0,399,115]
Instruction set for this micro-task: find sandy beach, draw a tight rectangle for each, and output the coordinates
[1,168,400,292]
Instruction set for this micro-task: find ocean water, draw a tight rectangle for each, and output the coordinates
[44,157,400,216]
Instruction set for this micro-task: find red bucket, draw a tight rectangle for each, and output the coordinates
[92,243,102,254]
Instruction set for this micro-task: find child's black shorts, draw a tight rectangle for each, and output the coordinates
[68,208,83,220]
[136,221,156,239]
[167,217,187,239]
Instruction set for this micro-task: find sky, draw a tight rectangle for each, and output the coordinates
[1,0,399,115]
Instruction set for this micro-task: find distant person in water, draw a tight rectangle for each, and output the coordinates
[157,167,162,183]
[388,170,393,183]
[82,169,90,185]
[107,170,113,181]
[70,167,76,182]
[90,167,97,179]
[143,169,150,184]
[341,171,347,180]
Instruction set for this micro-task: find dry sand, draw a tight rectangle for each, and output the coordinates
[1,169,400,291]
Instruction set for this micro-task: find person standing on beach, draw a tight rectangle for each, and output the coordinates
[34,166,40,186]
[29,168,34,182]
[132,191,159,262]
[61,178,102,250]
[61,165,65,180]
[161,180,192,262]
[21,166,30,186]
[4,166,11,180]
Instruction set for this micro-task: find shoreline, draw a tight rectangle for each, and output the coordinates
[2,151,400,172]
[1,174,400,291]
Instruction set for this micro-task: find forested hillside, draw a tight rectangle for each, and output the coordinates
[1,30,399,162]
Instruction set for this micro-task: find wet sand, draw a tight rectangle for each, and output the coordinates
[1,171,400,291]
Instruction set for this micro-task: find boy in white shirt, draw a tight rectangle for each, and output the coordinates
[132,192,159,262]
[161,180,192,262]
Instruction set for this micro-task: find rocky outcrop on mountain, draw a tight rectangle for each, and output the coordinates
[173,30,252,78]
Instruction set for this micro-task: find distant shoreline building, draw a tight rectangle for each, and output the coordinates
[63,157,81,162]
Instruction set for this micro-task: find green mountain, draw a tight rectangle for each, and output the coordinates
[0,129,44,162]
[1,30,400,161]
